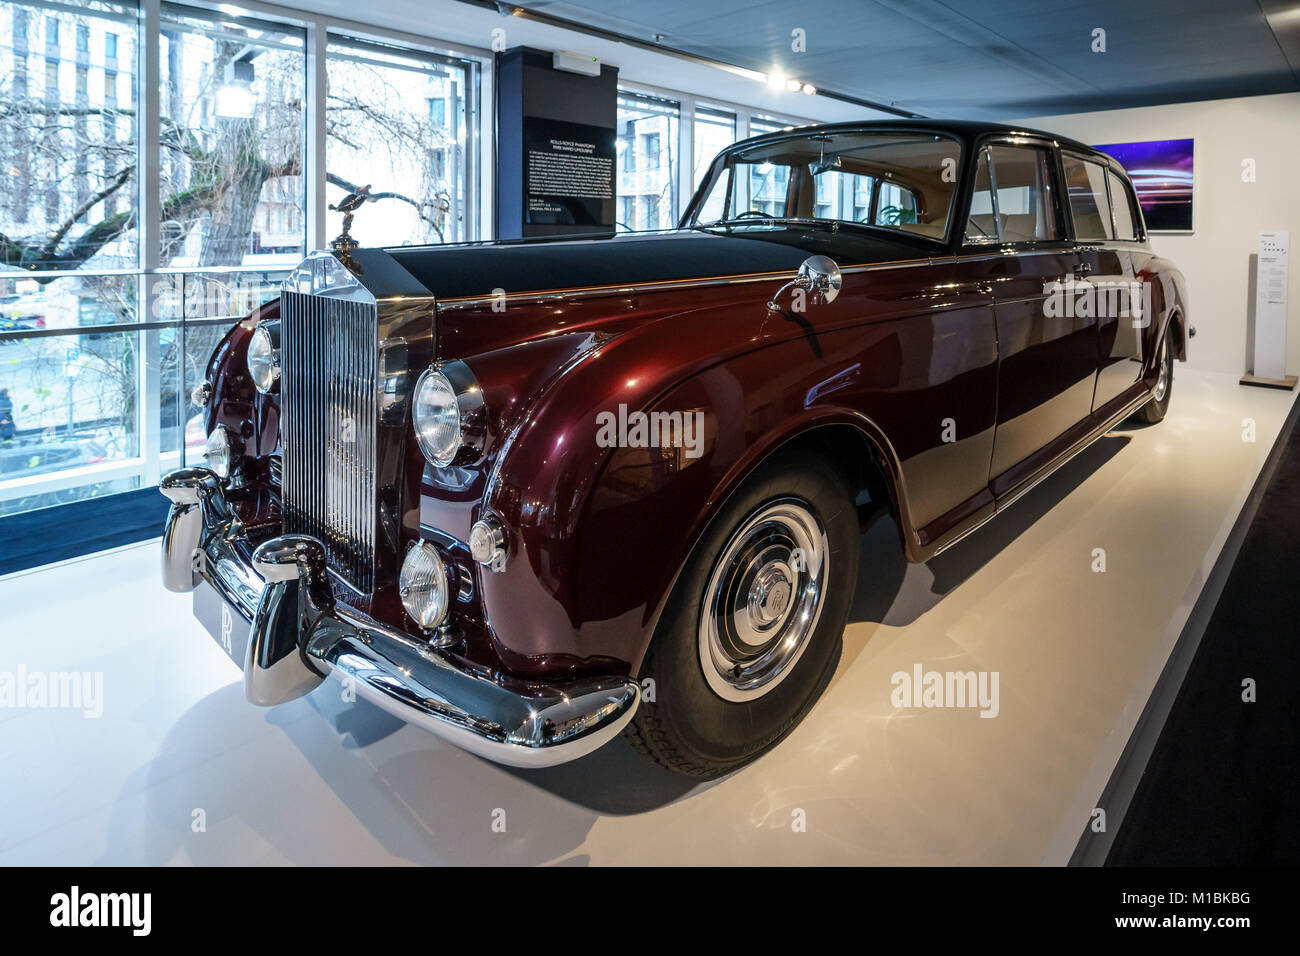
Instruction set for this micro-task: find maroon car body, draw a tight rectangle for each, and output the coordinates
[163,120,1187,773]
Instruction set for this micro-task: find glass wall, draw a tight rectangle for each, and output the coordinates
[1,0,141,515]
[0,1,483,519]
[616,90,680,232]
[692,105,736,190]
[158,4,306,267]
[326,36,476,246]
[0,0,140,272]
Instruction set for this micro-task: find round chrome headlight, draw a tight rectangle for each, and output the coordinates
[399,541,450,630]
[413,369,463,466]
[205,424,237,479]
[246,324,279,394]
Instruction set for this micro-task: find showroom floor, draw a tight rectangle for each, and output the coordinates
[0,367,1294,866]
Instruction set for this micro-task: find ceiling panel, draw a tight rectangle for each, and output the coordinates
[510,0,1300,117]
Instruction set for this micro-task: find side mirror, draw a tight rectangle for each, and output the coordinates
[766,255,843,313]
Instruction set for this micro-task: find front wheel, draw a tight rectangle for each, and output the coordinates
[1131,329,1173,424]
[625,450,859,778]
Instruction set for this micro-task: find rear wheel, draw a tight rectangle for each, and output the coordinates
[1132,328,1173,424]
[625,450,859,778]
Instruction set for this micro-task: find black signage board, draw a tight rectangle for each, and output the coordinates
[523,117,616,229]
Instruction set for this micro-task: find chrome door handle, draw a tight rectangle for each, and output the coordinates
[1075,260,1092,276]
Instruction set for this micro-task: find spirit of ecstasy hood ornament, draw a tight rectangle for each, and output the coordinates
[329,184,372,274]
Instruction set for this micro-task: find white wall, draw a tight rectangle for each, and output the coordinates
[1020,92,1300,377]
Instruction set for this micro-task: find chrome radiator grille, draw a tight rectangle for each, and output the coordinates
[279,290,378,592]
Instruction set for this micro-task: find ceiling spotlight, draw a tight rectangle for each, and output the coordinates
[802,83,816,95]
[786,78,802,92]
[768,72,787,89]
[215,58,256,119]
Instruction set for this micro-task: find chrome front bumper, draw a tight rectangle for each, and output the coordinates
[160,467,640,768]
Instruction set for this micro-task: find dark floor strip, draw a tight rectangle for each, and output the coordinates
[0,487,168,576]
[1101,396,1300,865]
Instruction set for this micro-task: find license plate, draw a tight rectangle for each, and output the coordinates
[194,580,250,670]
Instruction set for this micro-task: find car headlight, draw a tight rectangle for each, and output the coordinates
[400,540,451,630]
[246,323,279,394]
[412,361,485,467]
[205,424,237,479]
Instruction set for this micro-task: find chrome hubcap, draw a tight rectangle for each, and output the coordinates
[699,498,829,702]
[1153,337,1170,403]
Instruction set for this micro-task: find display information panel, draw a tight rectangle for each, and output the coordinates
[523,117,616,228]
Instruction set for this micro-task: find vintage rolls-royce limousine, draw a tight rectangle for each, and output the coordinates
[161,120,1187,777]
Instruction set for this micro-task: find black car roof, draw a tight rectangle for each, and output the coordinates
[725,118,1111,167]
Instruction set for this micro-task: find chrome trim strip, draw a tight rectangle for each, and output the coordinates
[996,391,1151,514]
[433,246,1124,313]
[930,389,1152,559]
[434,256,937,311]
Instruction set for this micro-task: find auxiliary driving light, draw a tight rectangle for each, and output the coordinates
[204,424,237,479]
[400,540,451,630]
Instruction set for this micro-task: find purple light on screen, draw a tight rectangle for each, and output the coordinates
[1092,138,1193,232]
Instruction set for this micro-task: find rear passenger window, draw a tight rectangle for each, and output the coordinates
[1063,155,1114,240]
[1107,170,1139,240]
[964,145,1059,243]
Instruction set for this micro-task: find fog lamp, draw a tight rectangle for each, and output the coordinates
[400,541,450,630]
[205,424,238,479]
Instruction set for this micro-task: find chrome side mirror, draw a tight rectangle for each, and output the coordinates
[766,255,843,313]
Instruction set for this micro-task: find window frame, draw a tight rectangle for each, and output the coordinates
[962,133,1069,251]
[1102,166,1145,243]
[1059,148,1122,244]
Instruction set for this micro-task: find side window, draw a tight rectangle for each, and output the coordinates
[1063,154,1114,241]
[876,181,918,225]
[964,145,1058,243]
[964,148,997,242]
[1107,170,1139,240]
[986,145,1058,242]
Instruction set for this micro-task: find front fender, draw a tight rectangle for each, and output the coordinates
[476,302,908,680]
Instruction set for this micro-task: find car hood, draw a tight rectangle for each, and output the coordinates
[379,227,937,303]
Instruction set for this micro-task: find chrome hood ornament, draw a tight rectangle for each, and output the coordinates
[329,184,372,274]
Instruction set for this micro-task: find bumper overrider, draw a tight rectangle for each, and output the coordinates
[159,466,640,768]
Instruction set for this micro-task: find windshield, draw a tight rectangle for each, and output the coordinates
[690,131,963,242]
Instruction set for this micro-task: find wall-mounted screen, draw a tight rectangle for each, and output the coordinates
[1091,138,1194,232]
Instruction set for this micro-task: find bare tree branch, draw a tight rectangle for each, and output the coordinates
[42,166,134,258]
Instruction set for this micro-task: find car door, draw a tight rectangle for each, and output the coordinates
[1067,158,1148,411]
[957,140,1097,493]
